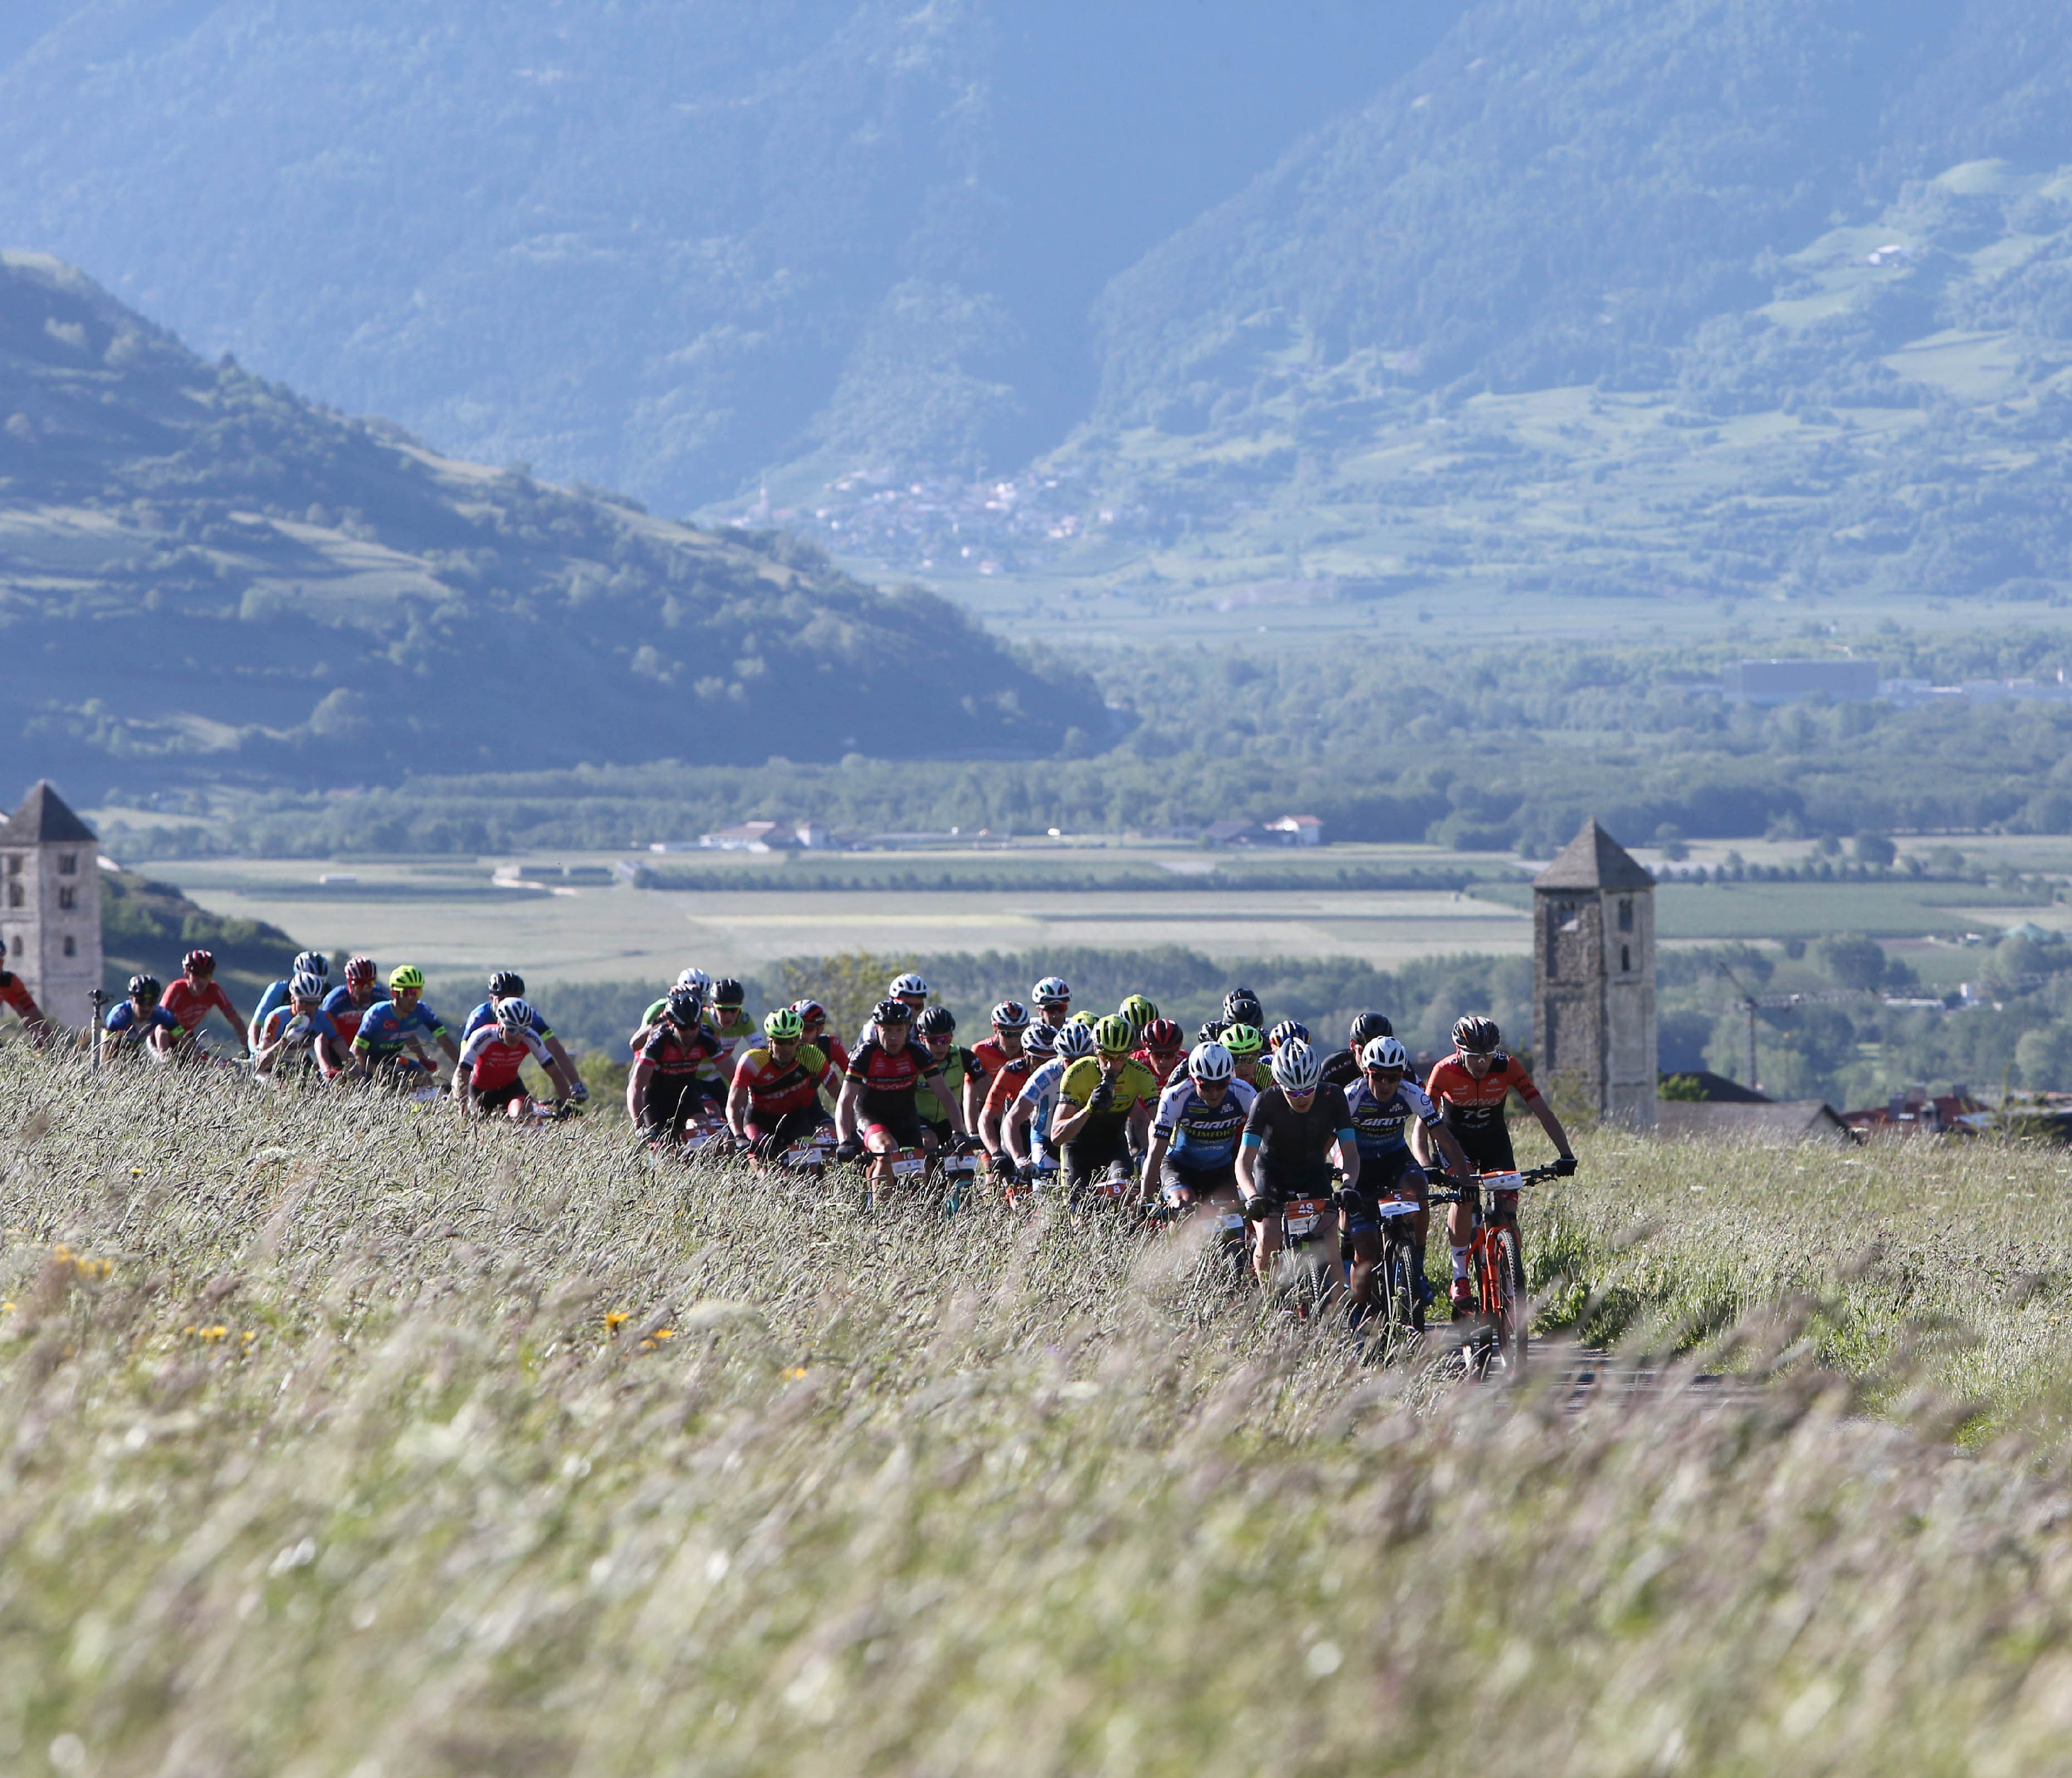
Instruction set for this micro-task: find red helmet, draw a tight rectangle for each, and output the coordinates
[344,955,378,988]
[182,949,215,976]
[791,998,827,1028]
[1143,1017,1184,1051]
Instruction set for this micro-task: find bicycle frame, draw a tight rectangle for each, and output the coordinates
[1431,1165,1560,1377]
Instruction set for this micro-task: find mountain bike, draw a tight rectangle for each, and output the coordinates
[1272,1183,1342,1321]
[1371,1173,1426,1344]
[1428,1165,1560,1378]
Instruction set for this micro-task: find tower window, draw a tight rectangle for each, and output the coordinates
[57,853,76,876]
[1621,943,1631,973]
[57,888,74,910]
[62,935,75,957]
[1617,898,1633,933]
[5,885,19,909]
[3,855,18,876]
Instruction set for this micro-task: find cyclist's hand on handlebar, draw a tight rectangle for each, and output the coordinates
[834,1136,864,1163]
[1553,1155,1579,1177]
[1334,1186,1366,1212]
[1241,1194,1276,1223]
[994,1154,1021,1185]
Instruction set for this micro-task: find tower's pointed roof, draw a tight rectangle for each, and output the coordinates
[3,781,97,845]
[1534,818,1654,892]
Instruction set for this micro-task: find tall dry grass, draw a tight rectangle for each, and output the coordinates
[4,1053,2072,1775]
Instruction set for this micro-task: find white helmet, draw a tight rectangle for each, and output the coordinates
[1032,975,1070,1006]
[1272,1038,1322,1093]
[1360,1035,1410,1073]
[495,997,534,1033]
[1054,1021,1096,1059]
[677,967,712,993]
[1022,1021,1057,1055]
[1188,1041,1234,1083]
[289,971,325,1003]
[890,971,930,998]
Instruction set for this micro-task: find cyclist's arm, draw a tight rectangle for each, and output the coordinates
[1333,1132,1360,1191]
[929,1067,964,1138]
[1526,1092,1575,1160]
[1003,1094,1035,1166]
[1140,1125,1171,1202]
[725,1066,752,1141]
[543,1032,579,1078]
[1126,1097,1152,1153]
[1048,1093,1094,1145]
[834,1072,867,1143]
[434,1030,462,1068]
[541,1055,574,1101]
[451,1055,475,1112]
[627,1055,655,1125]
[1235,1134,1260,1202]
[962,1066,987,1133]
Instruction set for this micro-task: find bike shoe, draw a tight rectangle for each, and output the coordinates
[1448,1279,1477,1320]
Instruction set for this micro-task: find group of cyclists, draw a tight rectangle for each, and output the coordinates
[84,946,1580,1327]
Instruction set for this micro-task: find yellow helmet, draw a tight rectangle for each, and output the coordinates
[388,964,425,991]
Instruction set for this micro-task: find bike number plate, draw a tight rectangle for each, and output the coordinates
[683,1124,724,1152]
[1478,1171,1524,1193]
[781,1145,823,1169]
[890,1152,927,1179]
[942,1156,980,1178]
[1216,1212,1248,1235]
[1376,1192,1419,1219]
[1283,1197,1330,1239]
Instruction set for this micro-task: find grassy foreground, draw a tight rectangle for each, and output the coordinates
[6,1057,2072,1775]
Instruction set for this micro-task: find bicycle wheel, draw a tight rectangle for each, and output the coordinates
[1492,1225,1526,1375]
[1382,1233,1420,1339]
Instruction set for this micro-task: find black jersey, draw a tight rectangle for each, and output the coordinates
[1241,1082,1355,1191]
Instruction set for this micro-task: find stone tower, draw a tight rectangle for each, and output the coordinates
[1532,818,1657,1129]
[0,783,103,1028]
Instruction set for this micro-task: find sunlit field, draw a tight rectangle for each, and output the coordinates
[6,1055,2072,1774]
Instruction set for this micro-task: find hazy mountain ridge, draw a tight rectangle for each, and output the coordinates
[0,253,1105,786]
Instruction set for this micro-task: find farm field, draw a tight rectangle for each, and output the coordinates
[11,1055,2072,1772]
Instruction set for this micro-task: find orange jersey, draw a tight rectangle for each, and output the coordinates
[982,1055,1039,1124]
[1424,1052,1542,1132]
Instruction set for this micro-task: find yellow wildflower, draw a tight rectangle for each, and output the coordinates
[604,1310,631,1332]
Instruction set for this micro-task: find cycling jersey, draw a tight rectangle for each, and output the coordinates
[982,1054,1038,1127]
[706,1010,756,1071]
[321,986,382,1045]
[916,1045,973,1126]
[1319,1047,1363,1093]
[844,1036,942,1099]
[104,1002,178,1041]
[162,977,233,1035]
[251,977,300,1034]
[458,1022,550,1091]
[640,1022,725,1078]
[1133,1046,1186,1088]
[1424,1052,1542,1131]
[0,970,37,1022]
[1057,1057,1160,1135]
[352,998,448,1060]
[257,1005,345,1072]
[970,1037,1023,1088]
[1013,1057,1068,1167]
[1241,1083,1356,1197]
[1152,1075,1258,1171]
[734,1043,831,1119]
[462,998,554,1042]
[1345,1077,1441,1160]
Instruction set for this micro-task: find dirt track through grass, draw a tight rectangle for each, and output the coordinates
[7,1055,2072,1774]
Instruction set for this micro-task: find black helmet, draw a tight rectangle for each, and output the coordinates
[1223,988,1263,1028]
[1198,1017,1229,1046]
[873,998,912,1027]
[1452,1015,1501,1055]
[128,973,161,1001]
[1349,1012,1394,1050]
[916,1005,956,1039]
[666,985,703,1026]
[711,977,745,1008]
[490,969,525,998]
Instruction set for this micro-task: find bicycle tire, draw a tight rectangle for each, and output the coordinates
[1492,1225,1526,1374]
[1382,1232,1420,1338]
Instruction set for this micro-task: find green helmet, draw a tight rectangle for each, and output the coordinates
[763,1007,804,1043]
[1093,1014,1134,1056]
[1069,1010,1098,1028]
[388,964,424,991]
[1221,1021,1263,1060]
[1118,993,1158,1035]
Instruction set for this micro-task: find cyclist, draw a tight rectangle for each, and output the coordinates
[253,972,351,1080]
[1321,1012,1392,1092]
[834,999,962,1191]
[634,967,715,1036]
[1343,1035,1468,1320]
[459,969,589,1101]
[1048,1014,1159,1199]
[453,997,576,1118]
[1004,1018,1091,1183]
[889,972,932,1022]
[1222,1022,1265,1090]
[321,956,382,1047]
[1425,1016,1577,1316]
[161,949,245,1056]
[1032,975,1072,1031]
[793,998,849,1108]
[705,978,757,1070]
[981,1018,1054,1179]
[1117,995,1159,1045]
[101,974,179,1062]
[350,966,459,1084]
[1266,1018,1310,1058]
[967,999,1029,1125]
[628,985,727,1139]
[0,963,48,1042]
[727,1007,835,1158]
[248,950,329,1050]
[1223,988,1265,1035]
[1236,1039,1360,1291]
[1135,1016,1188,1088]
[913,1005,980,1152]
[1141,1040,1255,1216]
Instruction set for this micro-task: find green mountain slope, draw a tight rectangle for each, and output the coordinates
[0,254,1104,786]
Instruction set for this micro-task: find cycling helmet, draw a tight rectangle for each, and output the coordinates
[1453,1015,1501,1056]
[665,985,703,1026]
[1222,1022,1264,1060]
[890,971,930,1000]
[182,948,215,976]
[1069,1010,1098,1028]
[1118,994,1158,1035]
[1054,1021,1097,1059]
[488,968,524,998]
[791,998,827,1027]
[1022,1021,1058,1056]
[990,998,1030,1032]
[494,997,533,1033]
[1143,1017,1184,1051]
[711,978,745,1008]
[388,965,424,991]
[1267,1018,1310,1051]
[677,967,712,993]
[1198,1017,1229,1046]
[1348,1012,1394,1050]
[1188,1041,1234,1084]
[872,998,912,1027]
[916,1005,957,1039]
[763,1007,805,1043]
[1361,1035,1410,1074]
[1223,988,1263,1028]
[1032,975,1071,1007]
[1093,1014,1133,1056]
[1272,1038,1322,1094]
[289,971,325,1003]
[293,950,330,982]
[128,973,162,1001]
[339,956,376,990]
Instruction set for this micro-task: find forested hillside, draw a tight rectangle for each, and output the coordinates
[0,255,1104,786]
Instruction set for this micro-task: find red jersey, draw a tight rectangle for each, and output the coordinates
[844,1036,941,1101]
[812,1032,850,1076]
[162,976,236,1032]
[1424,1052,1542,1132]
[0,971,41,1023]
[981,1055,1038,1124]
[732,1043,831,1118]
[1133,1045,1185,1088]
[970,1037,1026,1089]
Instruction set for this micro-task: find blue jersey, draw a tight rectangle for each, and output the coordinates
[1151,1075,1258,1171]
[462,999,554,1041]
[1014,1057,1069,1166]
[259,1005,343,1052]
[251,977,301,1032]
[105,1002,178,1038]
[1345,1077,1440,1161]
[351,997,447,1057]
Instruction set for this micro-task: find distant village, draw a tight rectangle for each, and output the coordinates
[664,814,1328,855]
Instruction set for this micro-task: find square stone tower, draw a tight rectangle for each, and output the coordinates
[1532,818,1657,1129]
[0,783,103,1028]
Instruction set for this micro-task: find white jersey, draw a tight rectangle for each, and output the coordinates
[1015,1056,1069,1166]
[457,1023,551,1069]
